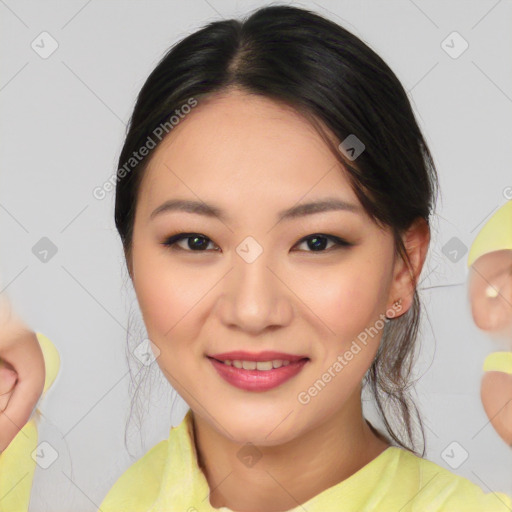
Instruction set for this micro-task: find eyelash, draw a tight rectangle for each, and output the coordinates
[161,232,353,253]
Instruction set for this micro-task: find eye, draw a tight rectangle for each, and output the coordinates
[293,233,353,253]
[162,232,219,252]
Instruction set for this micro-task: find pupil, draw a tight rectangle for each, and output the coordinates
[308,236,327,251]
[189,236,208,250]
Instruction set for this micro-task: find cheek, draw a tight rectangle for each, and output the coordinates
[309,258,389,338]
[133,254,211,382]
[132,246,204,340]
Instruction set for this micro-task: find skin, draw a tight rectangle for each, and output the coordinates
[129,89,430,511]
[0,294,45,453]
[481,372,512,445]
[469,250,512,336]
[468,250,512,446]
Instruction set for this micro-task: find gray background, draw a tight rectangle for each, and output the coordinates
[1,0,511,510]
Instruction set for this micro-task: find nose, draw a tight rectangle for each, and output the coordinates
[216,249,293,335]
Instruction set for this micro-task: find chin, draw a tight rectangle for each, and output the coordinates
[214,406,304,446]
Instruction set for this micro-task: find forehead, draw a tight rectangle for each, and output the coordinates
[137,90,361,223]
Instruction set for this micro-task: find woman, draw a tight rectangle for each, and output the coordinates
[98,4,511,511]
[1,4,510,512]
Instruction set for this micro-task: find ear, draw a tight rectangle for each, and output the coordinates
[386,217,430,318]
[468,250,512,333]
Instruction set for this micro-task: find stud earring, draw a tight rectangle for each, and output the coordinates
[385,298,402,319]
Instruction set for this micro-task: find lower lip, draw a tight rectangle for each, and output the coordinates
[208,357,309,391]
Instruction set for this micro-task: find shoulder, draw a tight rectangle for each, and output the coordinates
[97,438,168,512]
[390,447,512,511]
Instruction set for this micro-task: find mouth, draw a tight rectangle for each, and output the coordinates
[207,350,309,366]
[206,354,310,391]
[207,356,309,370]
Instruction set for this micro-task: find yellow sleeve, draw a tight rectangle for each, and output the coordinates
[0,419,38,512]
[417,475,512,511]
[398,451,512,511]
[483,351,512,375]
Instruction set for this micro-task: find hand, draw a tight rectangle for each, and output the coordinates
[0,295,45,453]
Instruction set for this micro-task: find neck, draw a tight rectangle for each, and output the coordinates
[191,388,391,512]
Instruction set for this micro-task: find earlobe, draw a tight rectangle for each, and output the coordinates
[385,297,403,319]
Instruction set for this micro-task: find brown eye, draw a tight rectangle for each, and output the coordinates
[293,234,352,252]
[162,233,219,252]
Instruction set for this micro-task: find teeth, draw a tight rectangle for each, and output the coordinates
[221,359,293,370]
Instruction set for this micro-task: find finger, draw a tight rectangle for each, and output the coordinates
[0,362,18,411]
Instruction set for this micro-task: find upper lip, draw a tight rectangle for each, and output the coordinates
[208,351,309,362]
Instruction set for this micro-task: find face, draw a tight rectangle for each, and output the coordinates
[130,89,404,445]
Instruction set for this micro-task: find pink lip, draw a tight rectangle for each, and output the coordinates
[209,351,308,362]
[207,356,309,392]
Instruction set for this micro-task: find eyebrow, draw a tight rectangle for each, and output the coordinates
[150,197,361,223]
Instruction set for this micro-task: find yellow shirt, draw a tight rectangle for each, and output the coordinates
[98,409,512,512]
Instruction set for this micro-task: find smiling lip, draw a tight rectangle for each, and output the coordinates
[207,351,310,392]
[208,351,308,362]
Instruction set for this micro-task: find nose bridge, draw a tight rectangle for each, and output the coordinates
[220,236,291,332]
